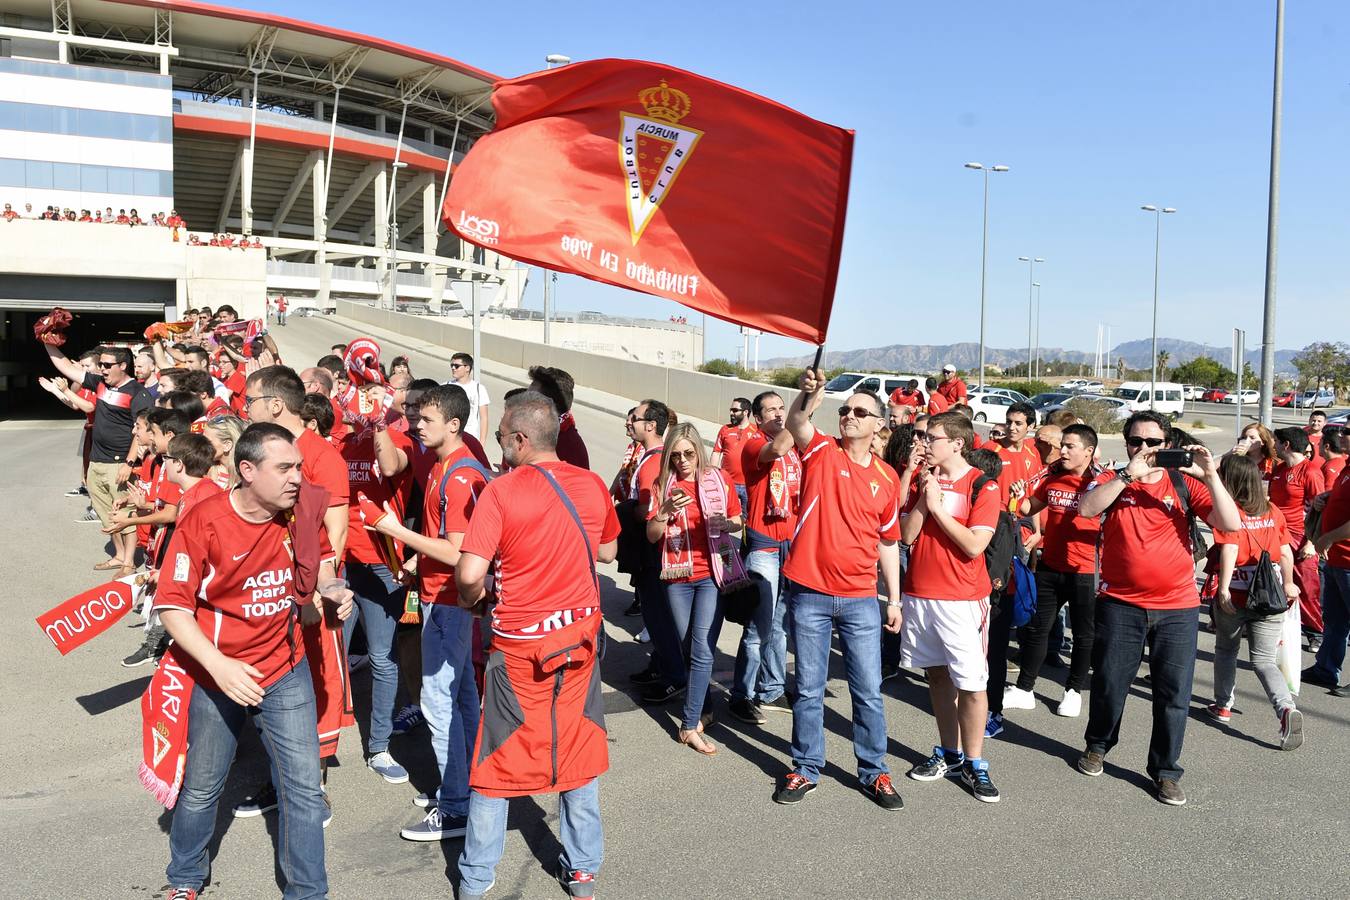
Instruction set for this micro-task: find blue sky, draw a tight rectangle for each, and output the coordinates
[273,0,1349,363]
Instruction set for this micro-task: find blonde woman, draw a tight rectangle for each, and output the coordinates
[201,414,245,488]
[647,423,744,755]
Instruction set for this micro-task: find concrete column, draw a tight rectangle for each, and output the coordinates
[241,146,254,235]
[422,180,440,312]
[313,155,329,308]
[373,167,388,306]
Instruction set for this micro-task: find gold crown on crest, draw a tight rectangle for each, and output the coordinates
[638,81,692,124]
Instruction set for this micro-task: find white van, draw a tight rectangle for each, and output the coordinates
[822,372,926,404]
[1113,381,1185,419]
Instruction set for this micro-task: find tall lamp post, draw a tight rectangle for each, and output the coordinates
[965,163,1009,391]
[1257,0,1284,427]
[1141,205,1176,411]
[1017,256,1044,378]
[541,54,571,342]
[1032,281,1041,379]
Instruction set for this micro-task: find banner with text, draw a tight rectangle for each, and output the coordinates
[443,59,854,345]
[37,580,136,655]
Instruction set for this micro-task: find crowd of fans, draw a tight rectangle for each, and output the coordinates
[4,201,263,248]
[32,312,1350,898]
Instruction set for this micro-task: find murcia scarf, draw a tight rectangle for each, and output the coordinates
[139,646,193,807]
[659,469,753,591]
[765,448,803,521]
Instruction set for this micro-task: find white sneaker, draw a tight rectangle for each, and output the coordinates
[1002,685,1036,710]
[1056,689,1082,718]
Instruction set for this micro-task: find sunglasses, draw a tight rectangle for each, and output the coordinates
[670,449,698,461]
[494,429,522,443]
[1125,436,1166,448]
[838,405,881,419]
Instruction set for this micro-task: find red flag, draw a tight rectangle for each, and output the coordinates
[443,59,853,344]
[36,580,136,655]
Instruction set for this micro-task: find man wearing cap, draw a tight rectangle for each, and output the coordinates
[937,365,969,406]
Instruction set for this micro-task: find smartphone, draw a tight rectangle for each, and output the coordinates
[670,488,688,501]
[1155,449,1193,469]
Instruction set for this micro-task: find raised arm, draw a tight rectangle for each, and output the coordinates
[44,343,87,384]
[786,368,826,451]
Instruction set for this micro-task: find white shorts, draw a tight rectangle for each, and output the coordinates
[899,594,991,692]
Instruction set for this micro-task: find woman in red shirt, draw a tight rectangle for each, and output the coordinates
[1207,454,1303,750]
[1233,422,1276,479]
[647,423,743,755]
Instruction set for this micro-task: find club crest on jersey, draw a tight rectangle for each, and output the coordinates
[1163,495,1175,511]
[619,81,703,245]
[869,479,880,498]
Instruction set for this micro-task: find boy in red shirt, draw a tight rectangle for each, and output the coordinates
[900,411,1003,802]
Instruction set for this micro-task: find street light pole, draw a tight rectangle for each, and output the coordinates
[965,163,1009,391]
[1018,256,1044,378]
[1140,205,1176,411]
[1258,0,1284,428]
[1032,282,1041,379]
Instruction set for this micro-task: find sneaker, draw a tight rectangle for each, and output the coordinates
[1300,665,1338,689]
[232,782,278,817]
[164,889,198,900]
[1332,683,1350,698]
[624,597,642,616]
[322,792,332,828]
[1307,633,1323,653]
[65,485,88,497]
[761,694,794,714]
[1005,658,1020,674]
[728,697,766,725]
[1056,689,1083,718]
[458,879,496,900]
[367,751,410,784]
[558,866,598,899]
[1077,750,1105,777]
[880,663,902,683]
[629,666,663,686]
[1204,703,1232,724]
[413,790,439,809]
[773,772,817,804]
[636,628,651,644]
[391,704,425,736]
[984,712,1004,739]
[862,773,904,810]
[908,746,965,782]
[1155,778,1186,806]
[77,507,99,523]
[401,807,468,841]
[1002,685,1036,710]
[1278,707,1304,751]
[121,642,157,668]
[639,683,685,705]
[960,760,1000,803]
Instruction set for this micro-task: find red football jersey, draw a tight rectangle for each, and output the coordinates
[1321,475,1350,568]
[740,433,801,543]
[645,470,742,583]
[782,431,901,598]
[714,424,757,487]
[1214,506,1290,608]
[1322,455,1345,491]
[419,445,489,605]
[996,442,1044,509]
[1030,468,1101,575]
[1090,472,1215,609]
[341,426,413,565]
[154,490,304,691]
[296,428,349,561]
[905,466,1002,600]
[1269,459,1324,543]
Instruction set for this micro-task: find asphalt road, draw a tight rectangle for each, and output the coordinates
[4,315,1348,900]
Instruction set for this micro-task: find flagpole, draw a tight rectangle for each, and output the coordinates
[799,345,823,411]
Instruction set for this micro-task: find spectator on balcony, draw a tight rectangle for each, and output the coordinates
[115,209,129,225]
[79,209,92,222]
[2,203,17,221]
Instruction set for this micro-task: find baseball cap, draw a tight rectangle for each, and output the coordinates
[942,364,956,373]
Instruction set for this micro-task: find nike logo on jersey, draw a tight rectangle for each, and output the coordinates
[233,552,250,561]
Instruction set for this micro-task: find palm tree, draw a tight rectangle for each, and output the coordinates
[1157,349,1170,381]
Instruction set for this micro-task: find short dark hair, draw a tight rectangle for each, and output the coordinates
[752,391,783,419]
[1273,426,1310,455]
[157,366,187,388]
[316,355,345,378]
[1124,410,1170,438]
[419,384,470,430]
[851,390,883,416]
[505,390,560,449]
[1322,425,1345,455]
[967,448,1002,480]
[638,399,671,436]
[409,377,439,394]
[928,410,974,451]
[925,376,939,391]
[147,407,190,437]
[1167,426,1204,450]
[160,390,205,422]
[184,346,211,367]
[528,365,575,413]
[246,365,306,414]
[1061,423,1098,451]
[300,393,335,437]
[79,348,101,362]
[179,368,215,397]
[101,346,133,369]
[331,344,348,356]
[1007,402,1036,424]
[235,422,295,477]
[450,352,474,371]
[168,433,216,477]
[215,304,238,318]
[732,396,752,413]
[1309,409,1328,420]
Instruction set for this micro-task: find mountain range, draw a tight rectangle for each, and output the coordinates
[763,338,1300,374]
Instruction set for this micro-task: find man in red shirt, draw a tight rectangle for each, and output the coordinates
[155,423,350,900]
[996,401,1043,509]
[1306,410,1327,461]
[773,368,904,810]
[1311,471,1350,691]
[1269,427,1325,642]
[529,365,589,469]
[926,376,951,415]
[454,390,618,900]
[899,411,1003,802]
[728,391,801,724]
[368,384,487,841]
[936,365,968,406]
[1076,411,1239,806]
[888,378,924,410]
[711,397,756,510]
[1012,424,1102,717]
[1319,425,1346,488]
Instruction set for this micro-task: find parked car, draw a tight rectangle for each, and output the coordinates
[1060,379,1088,390]
[1113,381,1185,419]
[1182,385,1207,401]
[1201,388,1228,404]
[1273,391,1296,408]
[1069,381,1105,394]
[966,391,1017,424]
[970,387,1031,404]
[1221,389,1260,404]
[1038,394,1131,425]
[1295,388,1337,409]
[1327,410,1349,426]
[1029,392,1074,423]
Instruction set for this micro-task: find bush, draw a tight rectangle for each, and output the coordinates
[1067,397,1125,434]
[989,380,1053,398]
[698,358,756,380]
[765,364,846,389]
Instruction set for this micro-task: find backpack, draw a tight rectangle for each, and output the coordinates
[971,475,1030,613]
[1166,469,1209,563]
[437,457,495,538]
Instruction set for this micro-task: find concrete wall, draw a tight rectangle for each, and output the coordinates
[184,245,266,320]
[338,300,794,423]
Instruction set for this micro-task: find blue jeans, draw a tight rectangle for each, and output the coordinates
[343,561,406,754]
[1085,597,1198,782]
[787,583,889,785]
[665,578,722,731]
[732,530,791,703]
[457,779,602,895]
[167,660,327,898]
[637,563,687,689]
[1312,564,1350,681]
[422,602,480,818]
[734,482,748,512]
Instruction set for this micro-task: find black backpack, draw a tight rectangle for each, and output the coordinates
[1166,469,1210,563]
[971,475,1024,596]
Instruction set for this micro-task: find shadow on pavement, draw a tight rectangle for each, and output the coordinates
[77,675,151,716]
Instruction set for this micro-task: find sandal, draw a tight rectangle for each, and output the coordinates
[678,729,717,756]
[93,559,121,571]
[115,565,136,580]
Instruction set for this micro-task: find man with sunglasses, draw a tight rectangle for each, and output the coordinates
[44,341,153,573]
[773,369,904,810]
[711,397,757,511]
[1076,411,1239,806]
[448,352,490,444]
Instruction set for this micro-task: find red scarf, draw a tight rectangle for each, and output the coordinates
[765,448,803,520]
[659,470,750,589]
[560,411,577,433]
[139,646,193,807]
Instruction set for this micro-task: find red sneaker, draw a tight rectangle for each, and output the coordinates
[1205,703,1231,724]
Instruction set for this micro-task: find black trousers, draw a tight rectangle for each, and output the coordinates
[1018,566,1097,693]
